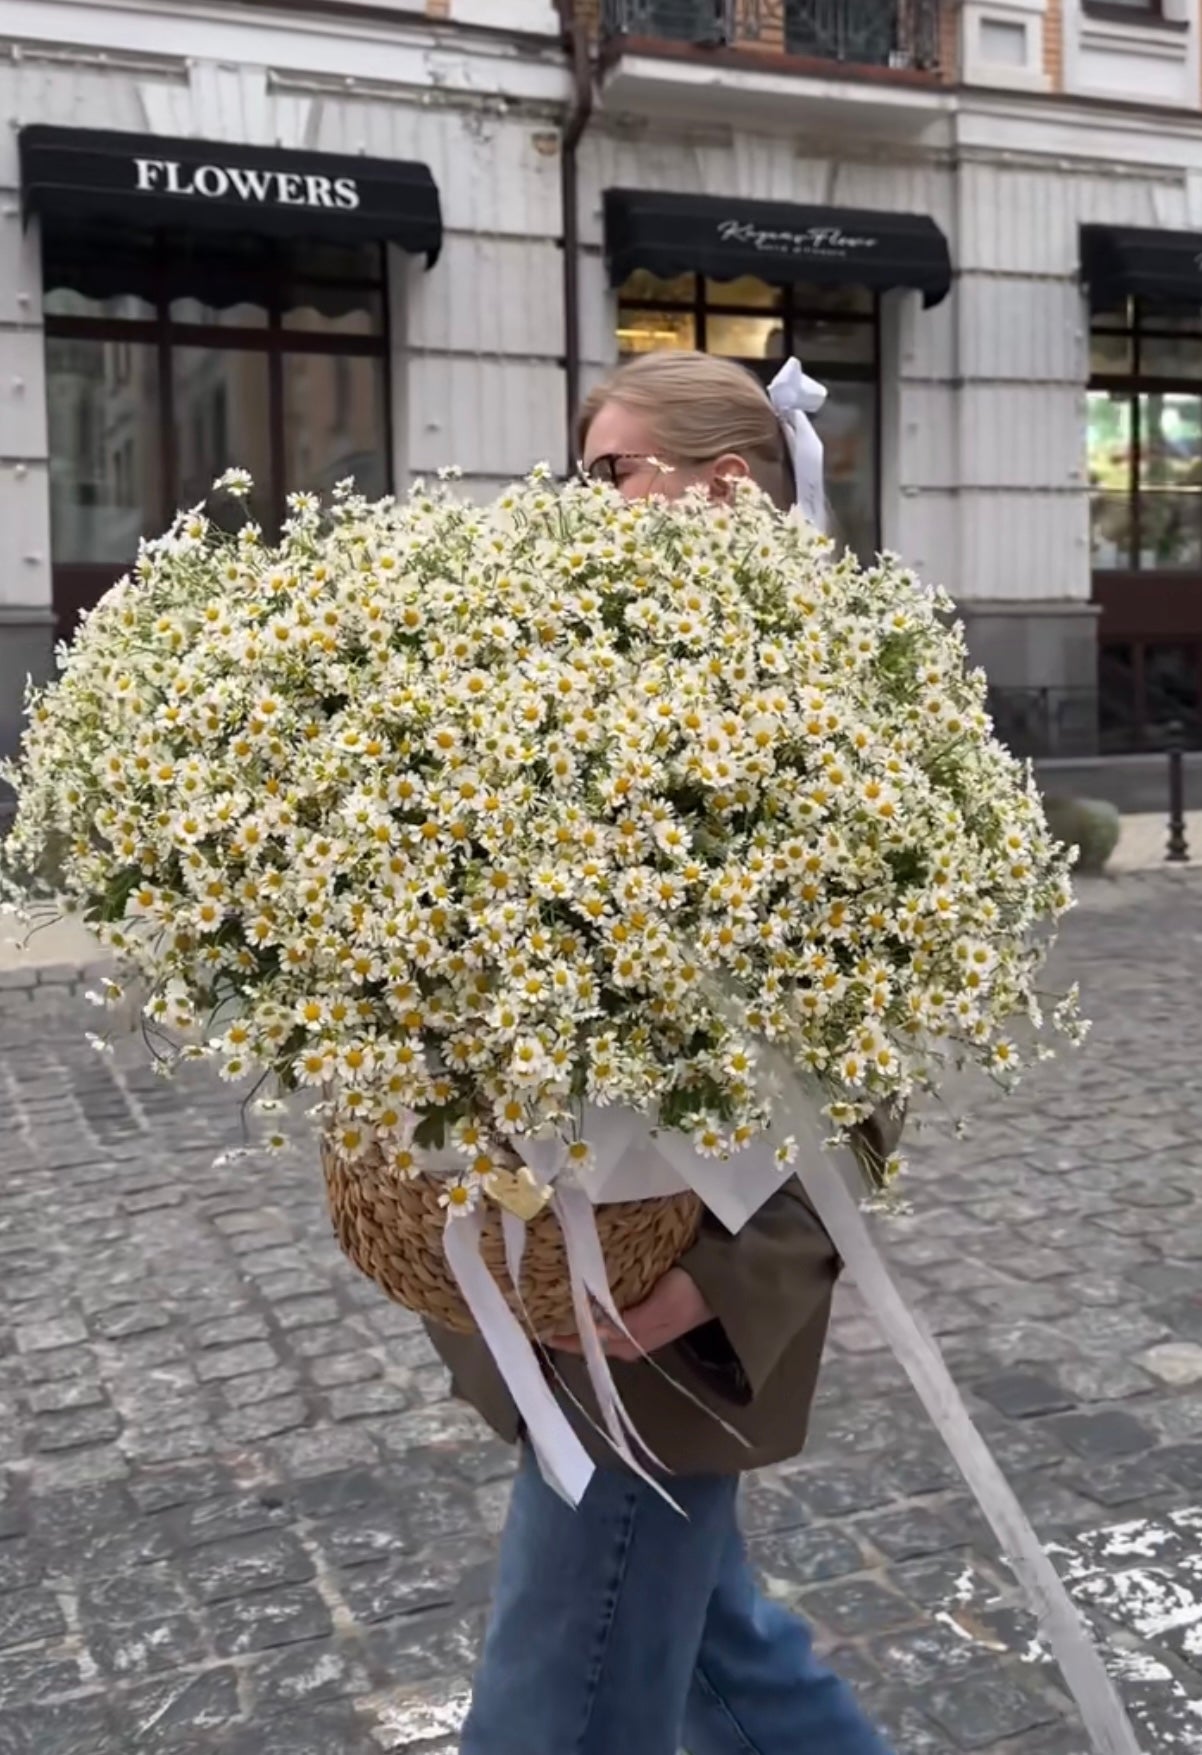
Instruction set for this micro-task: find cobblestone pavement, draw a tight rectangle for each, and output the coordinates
[1,870,1201,1754]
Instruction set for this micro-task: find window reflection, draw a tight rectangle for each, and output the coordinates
[1138,393,1202,569]
[173,349,273,531]
[46,337,163,564]
[617,307,696,353]
[706,313,785,360]
[43,231,391,579]
[283,353,390,498]
[823,383,878,564]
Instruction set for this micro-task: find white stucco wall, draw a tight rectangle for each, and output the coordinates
[4,0,1202,697]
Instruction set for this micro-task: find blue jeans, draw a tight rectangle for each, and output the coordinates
[461,1448,894,1755]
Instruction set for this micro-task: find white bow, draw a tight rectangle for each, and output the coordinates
[768,357,827,533]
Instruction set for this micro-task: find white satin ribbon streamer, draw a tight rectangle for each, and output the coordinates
[796,1144,1143,1755]
[438,1083,1142,1755]
[554,1184,679,1508]
[442,1205,593,1506]
[768,357,827,532]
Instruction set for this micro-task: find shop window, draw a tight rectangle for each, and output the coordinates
[1098,640,1201,752]
[41,225,390,634]
[1089,301,1202,572]
[615,272,880,562]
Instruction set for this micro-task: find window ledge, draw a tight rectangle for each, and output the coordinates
[1081,5,1189,38]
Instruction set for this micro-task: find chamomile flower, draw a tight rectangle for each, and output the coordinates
[0,465,1077,1206]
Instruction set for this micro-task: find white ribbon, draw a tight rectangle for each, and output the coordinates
[797,1145,1143,1755]
[435,1082,1142,1755]
[768,357,827,532]
[442,1204,593,1506]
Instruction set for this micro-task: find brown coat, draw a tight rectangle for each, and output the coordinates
[425,1107,902,1476]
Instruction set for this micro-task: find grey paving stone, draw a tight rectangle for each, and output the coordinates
[308,1352,382,1390]
[327,1379,414,1422]
[34,1406,122,1452]
[91,1304,172,1339]
[118,1667,241,1749]
[180,1531,316,1604]
[752,1524,868,1585]
[25,1378,106,1415]
[218,1396,310,1446]
[972,1371,1075,1419]
[191,1314,272,1350]
[855,1505,976,1564]
[168,1490,295,1551]
[244,1638,373,1715]
[800,1578,920,1639]
[0,1697,121,1755]
[1047,1409,1158,1461]
[222,1702,371,1755]
[924,1674,1061,1749]
[78,1562,188,1627]
[194,1341,281,1384]
[270,1425,381,1478]
[0,1646,90,1708]
[86,1613,209,1680]
[14,1316,87,1354]
[206,1583,334,1656]
[0,1588,66,1651]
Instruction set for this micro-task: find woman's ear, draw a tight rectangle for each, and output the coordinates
[708,453,752,501]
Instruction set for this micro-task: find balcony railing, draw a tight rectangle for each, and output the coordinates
[599,0,944,73]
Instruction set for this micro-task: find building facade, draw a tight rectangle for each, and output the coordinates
[4,0,1202,770]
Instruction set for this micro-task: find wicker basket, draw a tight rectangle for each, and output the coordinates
[323,1142,704,1338]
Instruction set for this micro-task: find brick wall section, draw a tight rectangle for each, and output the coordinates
[732,0,785,52]
[1044,0,1064,90]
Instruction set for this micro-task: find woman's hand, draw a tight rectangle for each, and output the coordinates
[547,1268,712,1363]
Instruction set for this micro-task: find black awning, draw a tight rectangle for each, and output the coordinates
[19,126,442,265]
[1081,223,1202,309]
[604,189,952,307]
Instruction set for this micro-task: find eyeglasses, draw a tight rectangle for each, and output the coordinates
[579,453,666,487]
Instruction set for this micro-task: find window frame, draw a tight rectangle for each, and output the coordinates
[1089,297,1202,574]
[42,232,392,635]
[1090,295,1202,751]
[1081,1,1178,26]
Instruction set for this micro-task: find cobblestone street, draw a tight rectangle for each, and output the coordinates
[1,871,1201,1753]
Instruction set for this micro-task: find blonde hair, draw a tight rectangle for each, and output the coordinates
[578,351,795,512]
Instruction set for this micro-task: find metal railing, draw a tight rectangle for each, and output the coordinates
[599,0,944,72]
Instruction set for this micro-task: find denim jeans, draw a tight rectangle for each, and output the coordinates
[461,1447,894,1755]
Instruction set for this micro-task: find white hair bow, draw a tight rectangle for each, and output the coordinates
[768,357,827,532]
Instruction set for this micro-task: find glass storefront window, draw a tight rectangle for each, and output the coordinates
[704,276,781,309]
[705,313,786,361]
[616,307,696,353]
[823,381,878,565]
[170,297,269,329]
[1138,392,1202,569]
[173,348,274,529]
[616,269,880,558]
[1090,299,1202,752]
[282,353,390,498]
[1087,390,1134,567]
[1090,305,1202,573]
[42,231,391,629]
[46,336,163,564]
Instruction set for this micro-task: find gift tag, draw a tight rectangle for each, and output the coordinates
[487,1165,553,1223]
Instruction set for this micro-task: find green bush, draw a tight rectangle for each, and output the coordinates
[1043,795,1121,875]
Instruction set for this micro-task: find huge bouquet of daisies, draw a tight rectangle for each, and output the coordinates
[2,469,1081,1205]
